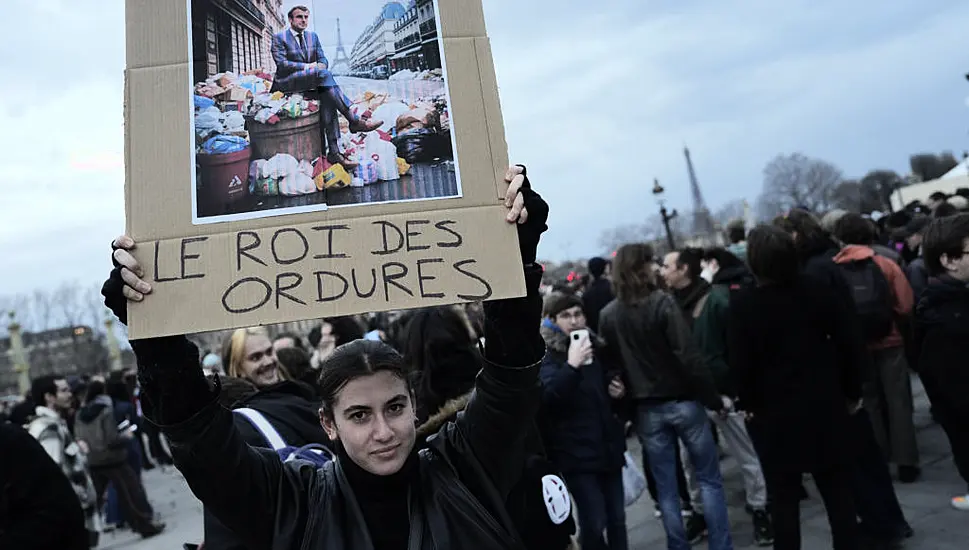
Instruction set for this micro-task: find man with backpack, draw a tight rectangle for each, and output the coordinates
[832,213,919,482]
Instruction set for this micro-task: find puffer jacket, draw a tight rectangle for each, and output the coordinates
[74,395,127,468]
[598,290,721,410]
[132,266,547,550]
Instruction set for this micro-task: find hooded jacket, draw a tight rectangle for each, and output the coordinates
[74,395,127,467]
[132,265,547,550]
[598,290,722,411]
[833,245,914,350]
[538,321,625,474]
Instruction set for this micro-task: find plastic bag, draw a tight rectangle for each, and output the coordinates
[223,111,246,133]
[264,154,300,180]
[354,158,378,185]
[201,135,248,155]
[361,133,399,181]
[194,95,216,110]
[195,106,224,137]
[279,172,317,196]
[370,101,411,134]
[622,452,647,507]
[392,128,452,164]
[248,159,277,196]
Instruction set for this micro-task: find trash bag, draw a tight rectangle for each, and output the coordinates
[249,159,277,196]
[195,106,224,138]
[264,153,300,180]
[392,128,452,164]
[622,452,647,507]
[201,135,248,155]
[354,158,378,185]
[223,111,246,133]
[361,133,399,181]
[279,173,317,196]
[194,95,216,110]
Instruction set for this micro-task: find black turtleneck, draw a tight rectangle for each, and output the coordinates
[338,442,421,550]
[672,278,710,320]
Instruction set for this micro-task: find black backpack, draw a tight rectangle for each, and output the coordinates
[839,258,894,341]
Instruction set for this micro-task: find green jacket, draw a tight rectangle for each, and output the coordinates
[690,285,736,397]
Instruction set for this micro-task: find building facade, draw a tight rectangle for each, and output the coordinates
[350,2,407,77]
[391,0,441,73]
[191,0,286,84]
[0,326,109,394]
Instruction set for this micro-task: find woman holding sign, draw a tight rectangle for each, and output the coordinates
[102,165,549,550]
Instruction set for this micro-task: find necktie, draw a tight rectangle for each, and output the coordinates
[297,33,307,56]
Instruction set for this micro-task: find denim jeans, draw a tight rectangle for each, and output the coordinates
[565,470,628,550]
[637,401,733,550]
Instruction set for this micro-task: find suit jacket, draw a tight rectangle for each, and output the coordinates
[271,29,328,83]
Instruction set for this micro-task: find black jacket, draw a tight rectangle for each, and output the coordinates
[598,290,721,410]
[913,275,969,423]
[727,275,865,472]
[0,423,90,550]
[582,277,614,333]
[203,380,331,550]
[132,265,546,550]
[538,323,625,474]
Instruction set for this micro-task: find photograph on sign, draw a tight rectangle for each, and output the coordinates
[189,0,461,224]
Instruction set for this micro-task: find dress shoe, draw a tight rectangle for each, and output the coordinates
[348,118,383,133]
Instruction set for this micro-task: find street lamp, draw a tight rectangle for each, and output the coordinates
[652,178,678,251]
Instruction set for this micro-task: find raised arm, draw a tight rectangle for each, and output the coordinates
[102,242,312,550]
[452,166,548,496]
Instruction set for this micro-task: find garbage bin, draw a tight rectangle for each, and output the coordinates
[197,147,251,217]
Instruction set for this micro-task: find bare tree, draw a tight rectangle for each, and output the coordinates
[712,199,747,228]
[909,152,961,182]
[758,153,843,218]
[598,213,687,254]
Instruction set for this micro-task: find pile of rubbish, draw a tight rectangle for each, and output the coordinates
[193,71,451,197]
[389,68,444,81]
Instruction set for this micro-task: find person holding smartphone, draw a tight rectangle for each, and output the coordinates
[539,293,628,550]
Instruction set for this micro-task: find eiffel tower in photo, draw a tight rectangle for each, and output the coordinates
[330,18,351,75]
[684,145,717,237]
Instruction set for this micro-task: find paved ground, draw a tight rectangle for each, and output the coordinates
[107,378,968,549]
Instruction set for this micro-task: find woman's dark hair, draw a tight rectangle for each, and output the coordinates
[726,219,746,244]
[773,208,835,258]
[922,213,969,276]
[833,212,875,246]
[403,307,481,422]
[613,243,657,304]
[85,380,106,403]
[317,339,412,420]
[747,225,800,286]
[273,332,306,351]
[308,316,366,349]
[702,247,743,271]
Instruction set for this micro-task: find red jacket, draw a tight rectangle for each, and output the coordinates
[833,245,914,350]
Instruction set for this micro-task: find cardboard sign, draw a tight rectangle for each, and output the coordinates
[125,0,523,338]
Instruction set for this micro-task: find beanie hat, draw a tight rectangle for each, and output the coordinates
[543,292,583,318]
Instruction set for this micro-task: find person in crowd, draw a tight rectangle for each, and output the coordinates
[926,191,949,213]
[599,242,733,550]
[663,248,774,547]
[583,257,614,333]
[26,375,101,544]
[276,345,316,390]
[273,332,306,353]
[409,304,577,550]
[271,5,381,168]
[104,376,152,530]
[539,293,628,550]
[727,225,863,550]
[832,213,920,482]
[102,165,549,549]
[913,213,969,510]
[73,381,164,539]
[725,219,748,262]
[308,316,366,369]
[934,201,960,218]
[204,326,332,550]
[899,216,932,304]
[0,422,92,549]
[776,210,914,547]
[7,393,35,426]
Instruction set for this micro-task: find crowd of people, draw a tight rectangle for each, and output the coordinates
[2,174,968,550]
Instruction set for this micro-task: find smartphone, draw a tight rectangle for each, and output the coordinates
[569,329,593,365]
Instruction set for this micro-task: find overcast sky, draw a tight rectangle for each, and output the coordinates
[1,0,968,298]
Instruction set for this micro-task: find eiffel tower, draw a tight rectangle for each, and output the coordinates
[330,18,350,75]
[684,146,716,237]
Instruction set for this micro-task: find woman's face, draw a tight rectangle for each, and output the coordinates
[320,371,417,476]
[239,334,280,387]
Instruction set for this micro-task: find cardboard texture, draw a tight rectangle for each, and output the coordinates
[124,0,523,338]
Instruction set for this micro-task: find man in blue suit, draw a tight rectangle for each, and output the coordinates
[272,5,381,167]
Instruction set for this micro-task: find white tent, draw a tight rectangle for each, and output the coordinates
[891,172,969,211]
